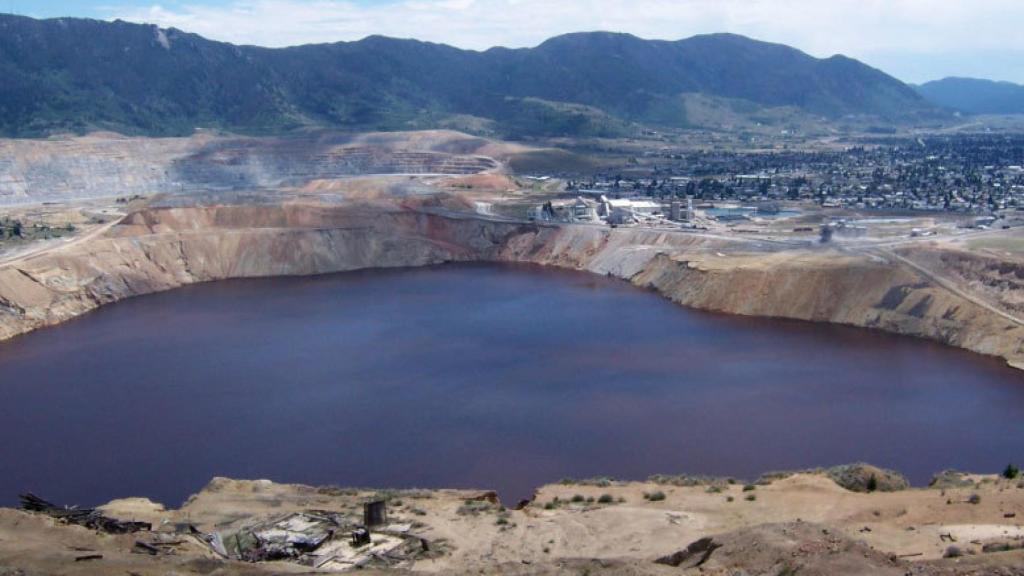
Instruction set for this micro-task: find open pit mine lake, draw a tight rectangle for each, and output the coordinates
[1,263,1022,507]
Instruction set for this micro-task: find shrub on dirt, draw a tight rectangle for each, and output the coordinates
[457,500,494,515]
[827,463,908,493]
[755,468,828,486]
[1003,463,1020,479]
[930,470,974,489]
[649,474,732,489]
[559,477,614,487]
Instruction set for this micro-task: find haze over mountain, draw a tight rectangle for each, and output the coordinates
[0,13,941,138]
[916,77,1024,115]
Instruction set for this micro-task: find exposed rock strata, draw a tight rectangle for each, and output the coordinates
[0,201,1021,370]
[0,131,511,204]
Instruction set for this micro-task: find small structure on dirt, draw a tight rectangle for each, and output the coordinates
[351,527,371,547]
[364,500,388,527]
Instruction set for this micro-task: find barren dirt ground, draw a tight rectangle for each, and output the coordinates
[2,470,1023,575]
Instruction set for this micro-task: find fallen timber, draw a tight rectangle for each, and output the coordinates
[18,493,151,534]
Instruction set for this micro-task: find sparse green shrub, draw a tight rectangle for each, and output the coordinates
[457,500,494,515]
[756,470,803,486]
[745,494,757,502]
[930,470,974,489]
[866,474,878,493]
[571,494,585,503]
[315,485,360,496]
[558,476,614,487]
[648,474,729,488]
[828,463,909,493]
[597,494,614,504]
[645,491,666,502]
[1003,464,1020,479]
[742,484,756,492]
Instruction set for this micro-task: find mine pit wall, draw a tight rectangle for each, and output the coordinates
[0,204,1022,370]
[497,223,1024,369]
[0,134,501,204]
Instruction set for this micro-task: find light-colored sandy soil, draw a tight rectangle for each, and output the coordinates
[2,471,1023,575]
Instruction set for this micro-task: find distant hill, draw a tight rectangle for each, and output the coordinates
[0,14,941,137]
[916,77,1024,115]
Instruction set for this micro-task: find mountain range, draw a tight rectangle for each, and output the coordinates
[916,77,1024,115]
[0,13,946,137]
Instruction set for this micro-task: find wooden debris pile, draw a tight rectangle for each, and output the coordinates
[217,509,428,571]
[655,537,722,568]
[19,493,151,534]
[226,512,340,562]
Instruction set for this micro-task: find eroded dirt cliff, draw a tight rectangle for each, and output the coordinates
[0,199,1021,370]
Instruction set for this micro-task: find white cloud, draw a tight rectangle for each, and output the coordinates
[103,0,1024,83]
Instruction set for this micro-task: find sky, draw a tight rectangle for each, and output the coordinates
[6,0,1024,84]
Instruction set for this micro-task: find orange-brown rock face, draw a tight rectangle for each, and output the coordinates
[0,200,1022,370]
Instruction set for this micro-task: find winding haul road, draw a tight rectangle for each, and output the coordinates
[869,246,1024,328]
[0,216,121,267]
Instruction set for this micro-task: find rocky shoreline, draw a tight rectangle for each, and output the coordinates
[0,199,1021,370]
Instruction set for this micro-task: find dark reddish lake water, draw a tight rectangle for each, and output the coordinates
[0,263,1022,508]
